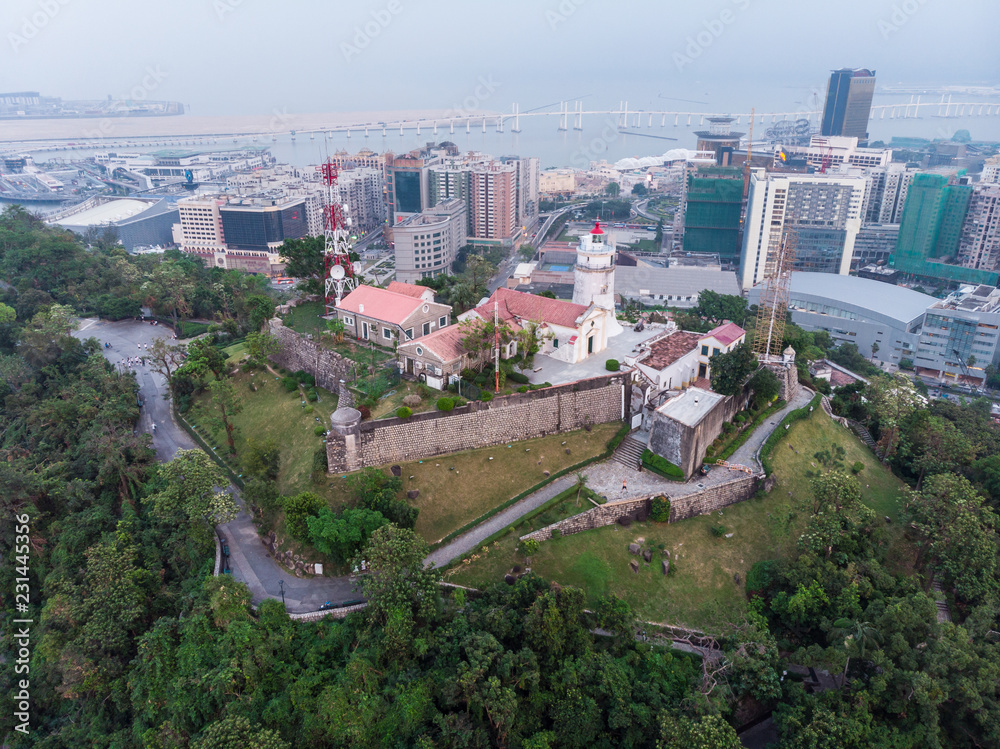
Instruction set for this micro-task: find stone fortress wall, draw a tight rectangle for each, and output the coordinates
[331,373,630,472]
[267,319,354,392]
[519,473,773,543]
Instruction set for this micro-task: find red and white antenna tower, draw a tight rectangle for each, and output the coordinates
[318,160,356,315]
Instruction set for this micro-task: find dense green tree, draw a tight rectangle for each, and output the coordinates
[709,343,757,395]
[359,525,441,625]
[276,235,325,295]
[347,467,417,529]
[748,366,781,410]
[605,181,621,197]
[658,713,741,749]
[145,449,237,538]
[242,437,280,482]
[693,290,748,324]
[905,473,999,605]
[307,506,387,563]
[208,378,242,454]
[282,490,324,542]
[192,716,291,749]
[865,373,922,463]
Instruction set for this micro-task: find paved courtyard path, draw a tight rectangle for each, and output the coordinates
[427,386,815,569]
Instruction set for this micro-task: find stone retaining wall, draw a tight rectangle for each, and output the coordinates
[520,474,770,542]
[330,373,629,472]
[267,319,354,391]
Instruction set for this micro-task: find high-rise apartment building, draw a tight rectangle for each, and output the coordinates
[469,161,518,244]
[821,68,876,141]
[958,184,1000,272]
[893,172,999,285]
[500,155,540,229]
[218,197,309,274]
[852,223,900,268]
[386,152,438,224]
[681,165,744,261]
[175,195,227,264]
[739,169,865,289]
[981,156,1000,185]
[330,147,387,178]
[334,167,386,236]
[392,198,467,283]
[774,136,891,173]
[862,162,918,224]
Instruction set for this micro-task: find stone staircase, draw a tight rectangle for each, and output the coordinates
[613,435,646,469]
[931,580,952,623]
[846,418,881,457]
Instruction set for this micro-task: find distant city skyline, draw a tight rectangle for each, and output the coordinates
[2,0,998,119]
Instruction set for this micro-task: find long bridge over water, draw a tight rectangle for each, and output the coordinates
[4,96,1000,154]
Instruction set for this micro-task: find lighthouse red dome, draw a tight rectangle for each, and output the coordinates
[591,221,604,235]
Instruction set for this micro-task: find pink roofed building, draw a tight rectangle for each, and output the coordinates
[457,287,620,365]
[334,284,453,345]
[696,322,746,381]
[386,280,436,302]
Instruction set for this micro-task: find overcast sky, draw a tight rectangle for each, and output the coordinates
[3,0,998,117]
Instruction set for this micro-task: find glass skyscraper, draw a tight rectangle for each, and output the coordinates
[821,68,876,142]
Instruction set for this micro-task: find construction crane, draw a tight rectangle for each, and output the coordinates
[752,229,797,362]
[952,348,981,393]
[820,146,833,173]
[318,160,357,316]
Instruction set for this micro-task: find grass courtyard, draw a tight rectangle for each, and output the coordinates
[188,369,622,545]
[450,408,912,631]
[328,421,621,545]
[187,370,338,496]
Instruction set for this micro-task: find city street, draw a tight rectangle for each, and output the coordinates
[74,318,361,614]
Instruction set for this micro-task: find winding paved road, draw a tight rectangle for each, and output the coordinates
[75,318,360,614]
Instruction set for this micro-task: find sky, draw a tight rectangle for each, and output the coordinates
[3,0,999,118]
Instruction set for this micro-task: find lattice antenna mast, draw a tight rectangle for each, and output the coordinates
[752,229,796,362]
[318,160,356,316]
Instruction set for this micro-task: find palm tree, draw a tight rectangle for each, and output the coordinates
[834,619,879,685]
[575,471,589,506]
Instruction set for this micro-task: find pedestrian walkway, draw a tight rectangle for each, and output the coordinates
[425,474,577,569]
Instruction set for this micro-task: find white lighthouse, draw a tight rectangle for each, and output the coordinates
[573,221,623,336]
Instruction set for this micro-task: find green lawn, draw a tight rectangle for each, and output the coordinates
[450,408,912,631]
[187,370,338,496]
[282,300,328,338]
[623,238,660,252]
[331,422,621,545]
[222,342,247,365]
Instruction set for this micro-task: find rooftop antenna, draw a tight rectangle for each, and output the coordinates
[317,155,357,315]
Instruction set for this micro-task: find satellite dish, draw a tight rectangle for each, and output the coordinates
[330,264,346,280]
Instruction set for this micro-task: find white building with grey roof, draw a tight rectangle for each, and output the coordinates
[747,272,935,368]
